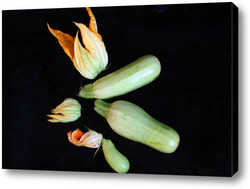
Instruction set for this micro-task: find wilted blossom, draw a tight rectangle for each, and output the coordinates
[67,128,103,148]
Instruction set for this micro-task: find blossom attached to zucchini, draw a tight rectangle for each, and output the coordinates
[67,128,103,148]
[67,128,129,173]
[47,98,81,123]
[78,55,161,99]
[48,7,108,79]
[94,99,180,154]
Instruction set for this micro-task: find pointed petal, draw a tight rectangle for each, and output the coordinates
[86,8,99,36]
[47,113,67,119]
[47,118,60,123]
[47,24,75,61]
[74,22,108,70]
[74,32,98,79]
[47,114,71,123]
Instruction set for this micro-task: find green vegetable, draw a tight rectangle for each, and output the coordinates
[95,100,180,153]
[102,138,130,173]
[78,55,161,99]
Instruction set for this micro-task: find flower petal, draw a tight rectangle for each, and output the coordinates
[73,32,99,79]
[47,113,70,123]
[71,129,85,143]
[52,98,81,113]
[47,118,61,123]
[74,22,108,71]
[67,131,75,144]
[86,7,101,39]
[47,24,75,61]
[79,131,102,148]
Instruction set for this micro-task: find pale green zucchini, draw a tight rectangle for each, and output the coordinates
[78,55,161,99]
[95,100,180,154]
[102,138,130,173]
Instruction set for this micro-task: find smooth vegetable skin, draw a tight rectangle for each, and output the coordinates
[95,100,180,154]
[78,55,161,99]
[102,138,130,173]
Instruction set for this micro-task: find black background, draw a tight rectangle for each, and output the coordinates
[2,3,237,176]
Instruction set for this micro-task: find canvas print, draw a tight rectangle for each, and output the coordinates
[2,2,238,176]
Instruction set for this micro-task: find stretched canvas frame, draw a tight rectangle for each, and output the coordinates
[2,2,238,176]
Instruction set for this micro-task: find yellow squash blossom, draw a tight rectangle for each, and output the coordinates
[47,98,81,123]
[48,8,108,79]
[67,128,103,148]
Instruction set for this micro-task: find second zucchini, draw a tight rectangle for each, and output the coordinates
[94,99,180,154]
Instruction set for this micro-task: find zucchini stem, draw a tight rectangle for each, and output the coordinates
[94,99,111,118]
[78,83,94,98]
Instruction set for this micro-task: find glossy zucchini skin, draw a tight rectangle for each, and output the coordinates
[79,55,161,99]
[102,139,130,173]
[95,100,180,154]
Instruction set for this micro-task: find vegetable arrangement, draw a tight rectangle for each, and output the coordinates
[47,7,179,173]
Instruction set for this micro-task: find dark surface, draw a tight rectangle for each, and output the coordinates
[2,2,238,176]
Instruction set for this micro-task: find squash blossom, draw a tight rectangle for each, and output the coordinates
[67,128,103,148]
[47,98,81,123]
[47,7,108,79]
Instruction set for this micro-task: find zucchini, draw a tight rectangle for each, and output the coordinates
[78,55,161,99]
[95,100,180,154]
[102,138,130,173]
